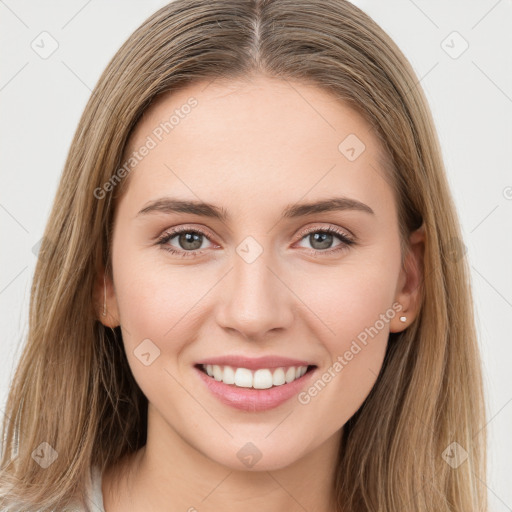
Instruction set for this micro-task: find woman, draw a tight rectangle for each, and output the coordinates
[0,0,488,510]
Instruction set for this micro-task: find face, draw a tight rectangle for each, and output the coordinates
[100,75,421,471]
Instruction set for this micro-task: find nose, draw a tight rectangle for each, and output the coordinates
[215,247,294,340]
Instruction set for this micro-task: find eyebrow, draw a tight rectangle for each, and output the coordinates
[136,196,375,221]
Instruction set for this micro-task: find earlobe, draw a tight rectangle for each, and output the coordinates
[93,268,120,327]
[390,223,426,333]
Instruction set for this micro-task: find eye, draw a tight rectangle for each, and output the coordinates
[156,224,356,259]
[294,225,355,255]
[156,226,216,258]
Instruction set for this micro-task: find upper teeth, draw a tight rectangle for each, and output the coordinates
[203,364,308,389]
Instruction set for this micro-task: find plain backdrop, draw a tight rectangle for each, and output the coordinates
[1,0,511,509]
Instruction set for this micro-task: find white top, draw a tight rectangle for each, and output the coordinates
[86,465,105,511]
[70,465,105,511]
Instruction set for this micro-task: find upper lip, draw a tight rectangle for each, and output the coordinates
[195,355,317,371]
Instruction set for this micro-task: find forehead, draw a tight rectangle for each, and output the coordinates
[118,76,394,220]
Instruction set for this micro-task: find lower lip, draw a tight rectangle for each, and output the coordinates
[194,366,317,412]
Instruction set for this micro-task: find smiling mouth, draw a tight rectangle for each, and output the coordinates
[195,363,317,390]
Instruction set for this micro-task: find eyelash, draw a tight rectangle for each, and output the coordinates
[156,225,355,259]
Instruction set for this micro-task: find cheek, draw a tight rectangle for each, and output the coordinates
[113,237,203,326]
[295,261,399,340]
[289,245,400,382]
[293,265,396,429]
[112,247,220,382]
[111,251,203,409]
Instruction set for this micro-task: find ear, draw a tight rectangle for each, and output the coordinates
[93,266,120,328]
[389,222,425,333]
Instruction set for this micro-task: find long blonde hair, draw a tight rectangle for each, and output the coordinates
[0,1,488,510]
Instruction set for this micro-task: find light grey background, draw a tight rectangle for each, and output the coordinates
[1,1,511,509]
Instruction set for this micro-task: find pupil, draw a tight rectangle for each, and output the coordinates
[311,232,332,250]
[179,232,202,250]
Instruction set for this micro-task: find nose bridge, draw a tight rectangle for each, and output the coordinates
[216,235,293,337]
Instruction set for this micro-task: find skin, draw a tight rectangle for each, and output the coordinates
[95,75,424,512]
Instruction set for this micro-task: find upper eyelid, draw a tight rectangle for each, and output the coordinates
[298,224,354,240]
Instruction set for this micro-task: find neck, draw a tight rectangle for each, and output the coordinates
[102,404,342,512]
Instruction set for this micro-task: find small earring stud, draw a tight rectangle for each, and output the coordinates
[399,316,407,323]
